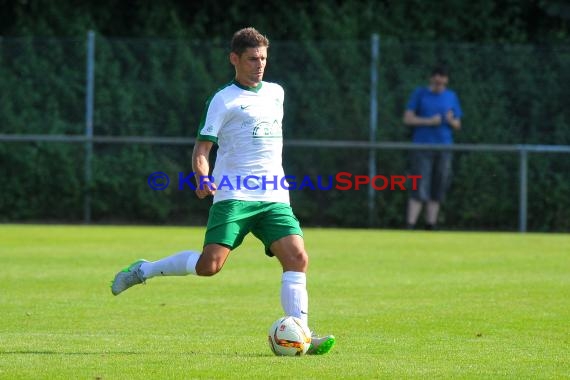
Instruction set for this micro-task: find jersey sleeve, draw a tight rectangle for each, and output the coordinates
[406,87,423,113]
[197,93,227,143]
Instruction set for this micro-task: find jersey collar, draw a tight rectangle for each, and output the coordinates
[232,79,263,93]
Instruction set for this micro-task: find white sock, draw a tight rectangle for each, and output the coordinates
[407,198,423,225]
[281,271,309,327]
[426,201,440,225]
[140,250,200,279]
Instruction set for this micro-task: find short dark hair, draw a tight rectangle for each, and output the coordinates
[230,27,269,56]
[431,64,449,77]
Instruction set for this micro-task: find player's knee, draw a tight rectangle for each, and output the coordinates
[288,249,308,271]
[196,244,230,276]
[196,261,223,276]
[298,250,309,266]
[195,255,224,276]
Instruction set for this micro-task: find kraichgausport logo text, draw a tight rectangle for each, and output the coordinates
[147,172,421,191]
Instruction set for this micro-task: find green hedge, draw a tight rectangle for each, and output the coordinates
[1,0,569,231]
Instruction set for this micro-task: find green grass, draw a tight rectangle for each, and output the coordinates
[1,225,569,379]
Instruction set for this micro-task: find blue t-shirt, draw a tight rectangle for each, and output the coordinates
[406,87,463,144]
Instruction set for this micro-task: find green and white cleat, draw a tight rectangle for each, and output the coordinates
[307,333,336,355]
[111,259,148,296]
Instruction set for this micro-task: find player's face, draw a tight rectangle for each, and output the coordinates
[231,46,267,87]
[429,74,448,94]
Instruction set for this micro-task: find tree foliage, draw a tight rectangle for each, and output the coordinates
[1,0,569,42]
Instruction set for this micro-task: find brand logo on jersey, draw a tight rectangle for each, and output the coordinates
[240,105,251,110]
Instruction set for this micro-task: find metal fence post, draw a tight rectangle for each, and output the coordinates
[519,148,528,232]
[368,33,380,227]
[84,30,95,224]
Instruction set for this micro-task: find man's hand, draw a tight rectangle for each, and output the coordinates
[196,179,217,199]
[446,110,461,130]
[430,114,442,126]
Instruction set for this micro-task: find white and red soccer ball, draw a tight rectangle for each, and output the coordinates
[267,316,312,356]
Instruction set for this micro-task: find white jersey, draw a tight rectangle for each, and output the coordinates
[197,80,289,204]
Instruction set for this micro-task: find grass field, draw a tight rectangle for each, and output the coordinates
[1,225,569,379]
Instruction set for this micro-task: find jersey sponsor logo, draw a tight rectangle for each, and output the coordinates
[252,120,282,138]
[240,104,251,110]
[241,117,282,138]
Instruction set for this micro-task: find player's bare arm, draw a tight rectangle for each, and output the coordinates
[446,110,461,130]
[192,140,217,199]
[403,110,441,127]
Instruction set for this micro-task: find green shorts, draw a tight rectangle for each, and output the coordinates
[204,200,303,257]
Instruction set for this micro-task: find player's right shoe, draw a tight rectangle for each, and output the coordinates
[307,333,336,355]
[110,259,148,296]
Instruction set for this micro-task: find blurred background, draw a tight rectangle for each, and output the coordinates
[0,0,569,231]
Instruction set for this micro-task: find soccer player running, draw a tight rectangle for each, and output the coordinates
[111,27,335,355]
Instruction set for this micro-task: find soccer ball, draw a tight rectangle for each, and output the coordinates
[267,316,312,356]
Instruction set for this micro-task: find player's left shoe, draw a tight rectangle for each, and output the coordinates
[307,333,336,355]
[110,259,148,296]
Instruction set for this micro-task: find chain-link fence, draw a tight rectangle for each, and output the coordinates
[1,34,569,231]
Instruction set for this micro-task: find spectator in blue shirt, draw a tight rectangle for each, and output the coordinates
[403,65,463,230]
